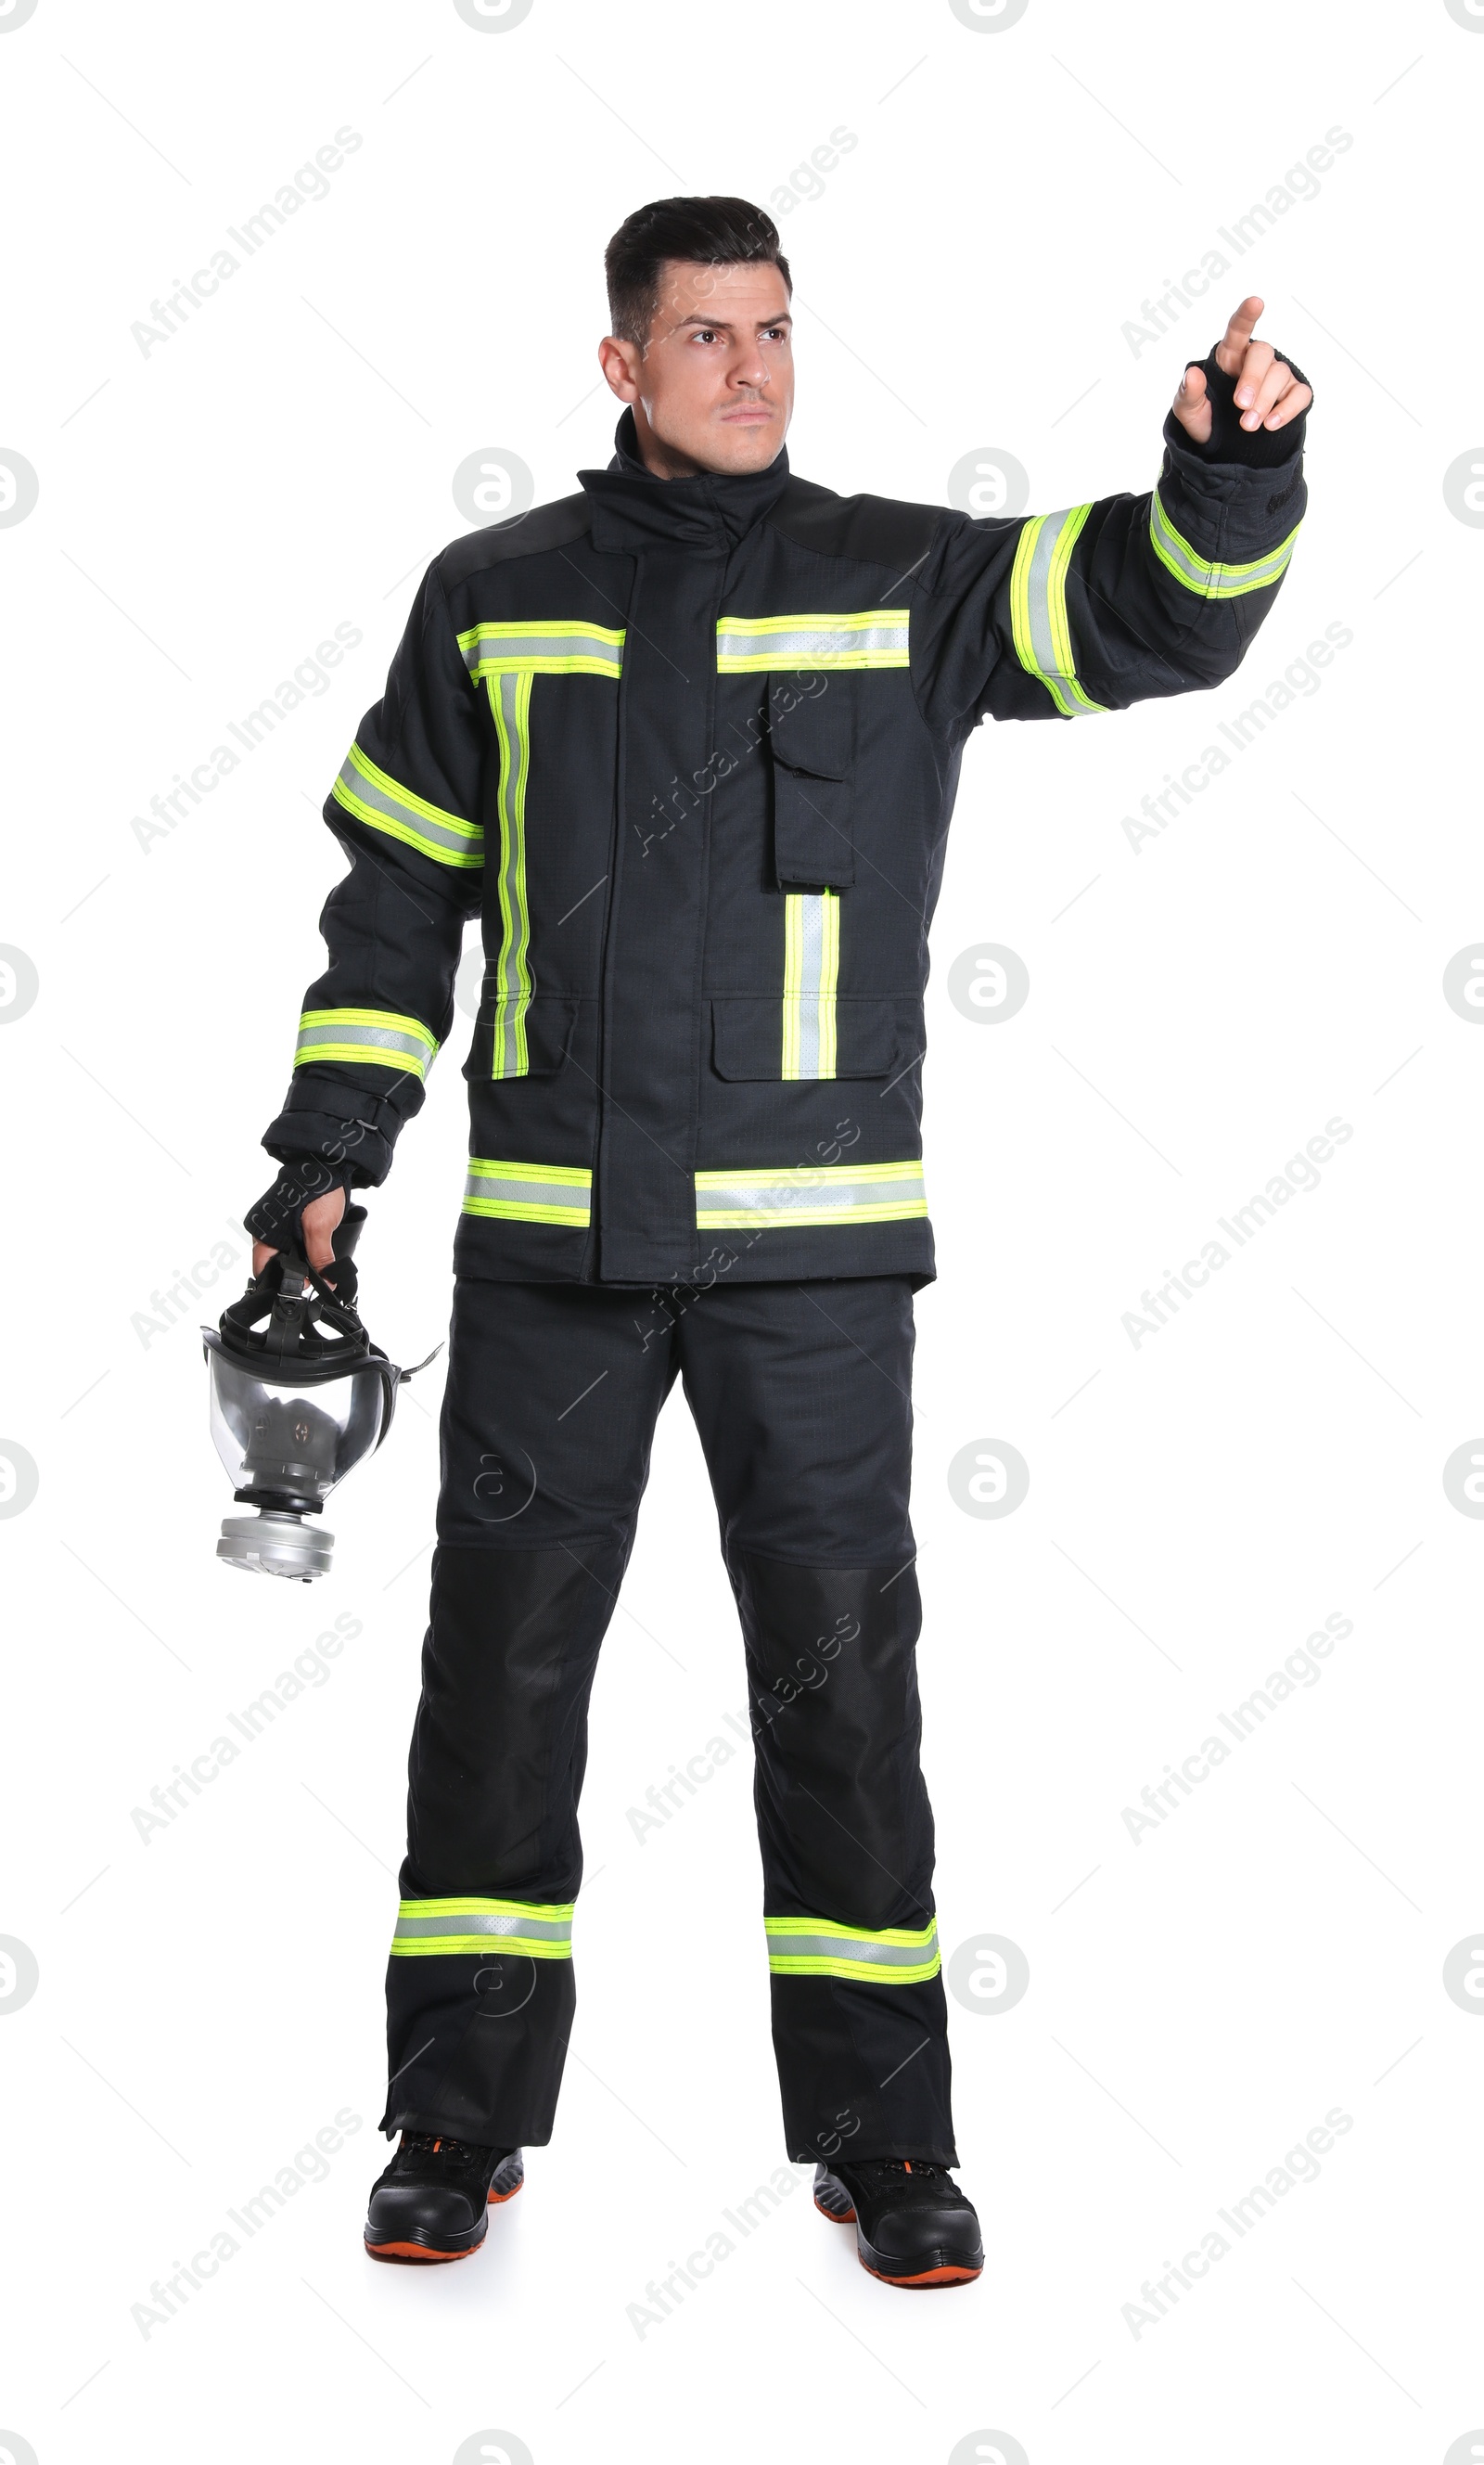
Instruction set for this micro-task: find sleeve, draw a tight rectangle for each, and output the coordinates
[911,396,1308,747]
[260,557,488,1188]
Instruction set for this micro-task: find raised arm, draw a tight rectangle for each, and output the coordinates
[913,296,1312,741]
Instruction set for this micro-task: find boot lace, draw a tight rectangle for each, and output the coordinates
[402,2131,481,2167]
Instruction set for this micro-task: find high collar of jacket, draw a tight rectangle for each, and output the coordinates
[579,409,791,554]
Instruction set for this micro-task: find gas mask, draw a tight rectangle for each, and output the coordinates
[203,1213,434,1580]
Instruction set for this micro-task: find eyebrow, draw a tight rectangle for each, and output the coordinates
[672,312,793,334]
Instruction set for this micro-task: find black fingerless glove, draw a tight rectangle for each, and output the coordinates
[244,1155,356,1256]
[1182,346,1311,467]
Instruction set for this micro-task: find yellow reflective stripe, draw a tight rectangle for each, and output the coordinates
[1008,507,1107,718]
[696,1162,924,1186]
[458,620,625,678]
[1148,488,1301,599]
[768,1951,941,1982]
[391,1935,571,1958]
[294,1008,439,1079]
[330,741,483,868]
[488,670,533,1079]
[462,1157,592,1226]
[764,1913,940,1983]
[717,610,910,671]
[399,1894,576,1919]
[695,1159,926,1229]
[781,892,838,1081]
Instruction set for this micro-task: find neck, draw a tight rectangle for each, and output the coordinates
[628,402,780,482]
[632,423,704,481]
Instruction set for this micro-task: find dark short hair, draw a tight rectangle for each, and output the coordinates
[605,196,791,348]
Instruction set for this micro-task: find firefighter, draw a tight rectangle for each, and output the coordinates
[245,196,1311,2285]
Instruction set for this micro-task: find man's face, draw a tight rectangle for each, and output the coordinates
[598,259,794,480]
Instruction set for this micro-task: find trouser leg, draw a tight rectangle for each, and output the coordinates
[380,1278,673,2145]
[680,1277,957,2165]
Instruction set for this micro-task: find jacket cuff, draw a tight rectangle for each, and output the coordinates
[262,1072,404,1188]
[1157,417,1307,561]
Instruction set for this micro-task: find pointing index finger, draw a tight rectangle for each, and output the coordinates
[1213,294,1265,377]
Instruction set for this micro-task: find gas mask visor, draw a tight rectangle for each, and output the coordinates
[203,1234,433,1580]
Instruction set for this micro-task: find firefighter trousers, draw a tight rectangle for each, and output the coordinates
[380,1273,957,2166]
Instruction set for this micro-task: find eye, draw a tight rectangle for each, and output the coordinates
[692,327,719,344]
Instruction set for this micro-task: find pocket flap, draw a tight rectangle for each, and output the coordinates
[769,676,852,777]
[462,994,579,1082]
[710,996,915,1082]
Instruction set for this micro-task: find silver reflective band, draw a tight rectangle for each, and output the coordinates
[330,742,483,868]
[1148,488,1300,599]
[716,610,910,671]
[782,892,839,1080]
[489,668,532,1078]
[767,1931,937,1971]
[1008,506,1107,718]
[458,621,624,677]
[695,1161,926,1229]
[390,1894,576,1958]
[294,1009,438,1079]
[462,1159,592,1226]
[764,1914,940,1982]
[393,1909,570,1944]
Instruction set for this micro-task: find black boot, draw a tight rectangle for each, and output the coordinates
[364,2133,524,2263]
[813,2157,982,2287]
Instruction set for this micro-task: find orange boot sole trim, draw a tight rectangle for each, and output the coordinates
[863,2259,983,2288]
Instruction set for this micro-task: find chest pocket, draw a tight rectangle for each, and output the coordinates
[769,679,855,891]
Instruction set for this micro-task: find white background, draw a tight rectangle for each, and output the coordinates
[0,2,1478,2459]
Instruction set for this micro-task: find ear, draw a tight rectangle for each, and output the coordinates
[598,334,642,403]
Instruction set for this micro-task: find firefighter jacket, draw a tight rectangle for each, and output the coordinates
[263,404,1306,1287]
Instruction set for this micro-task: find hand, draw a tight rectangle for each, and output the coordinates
[251,1185,346,1279]
[1171,295,1312,444]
